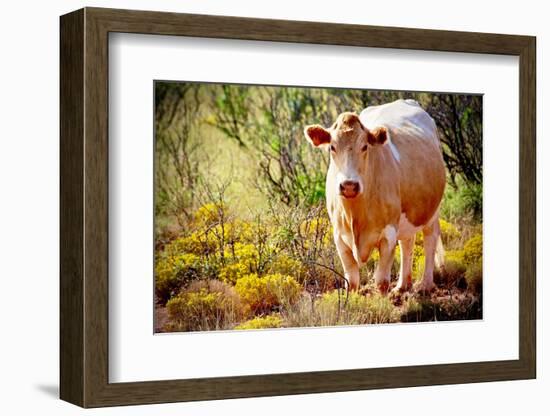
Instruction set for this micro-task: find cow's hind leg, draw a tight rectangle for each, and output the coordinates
[415,216,440,293]
[335,236,360,291]
[374,225,397,294]
[392,235,415,293]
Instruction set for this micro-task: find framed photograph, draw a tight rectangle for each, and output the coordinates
[60,7,536,408]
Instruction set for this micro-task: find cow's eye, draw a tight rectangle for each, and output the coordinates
[330,145,336,152]
[361,144,368,152]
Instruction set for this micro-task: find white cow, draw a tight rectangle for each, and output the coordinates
[304,99,446,293]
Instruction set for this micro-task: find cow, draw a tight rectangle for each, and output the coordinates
[304,99,446,294]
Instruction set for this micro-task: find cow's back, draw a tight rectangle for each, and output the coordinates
[360,99,446,227]
[360,99,437,144]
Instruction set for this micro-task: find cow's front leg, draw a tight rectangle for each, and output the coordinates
[415,217,440,293]
[392,235,415,293]
[335,236,360,291]
[374,226,397,294]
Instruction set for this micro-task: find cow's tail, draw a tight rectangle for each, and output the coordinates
[435,235,445,270]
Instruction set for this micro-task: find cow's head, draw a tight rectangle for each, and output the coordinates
[304,112,388,199]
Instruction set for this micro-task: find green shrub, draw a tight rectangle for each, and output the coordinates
[172,218,254,258]
[193,202,225,228]
[262,273,302,307]
[234,315,283,330]
[465,261,483,294]
[235,273,301,315]
[299,216,332,250]
[171,232,218,256]
[439,219,460,246]
[411,245,426,280]
[166,280,242,331]
[219,262,250,284]
[461,183,483,221]
[440,179,482,221]
[225,242,259,268]
[463,234,483,265]
[155,252,200,304]
[219,242,267,283]
[267,254,305,281]
[222,220,255,245]
[436,258,467,288]
[234,274,268,314]
[445,249,465,263]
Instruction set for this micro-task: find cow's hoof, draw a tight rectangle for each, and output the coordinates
[391,285,409,296]
[414,281,435,294]
[377,280,390,295]
[348,283,360,292]
[392,279,412,294]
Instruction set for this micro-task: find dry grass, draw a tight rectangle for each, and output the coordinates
[156,202,483,332]
[164,280,243,332]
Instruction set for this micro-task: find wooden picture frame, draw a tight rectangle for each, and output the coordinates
[60,7,536,408]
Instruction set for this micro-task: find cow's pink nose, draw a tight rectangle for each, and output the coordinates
[339,180,360,198]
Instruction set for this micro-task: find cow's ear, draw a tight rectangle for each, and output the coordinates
[304,125,331,148]
[366,126,389,146]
